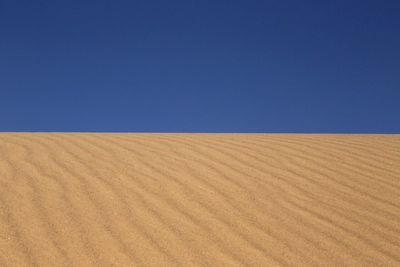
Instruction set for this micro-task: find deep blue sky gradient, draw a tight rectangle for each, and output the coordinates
[1,0,399,132]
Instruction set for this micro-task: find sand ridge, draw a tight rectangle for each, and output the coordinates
[0,133,399,266]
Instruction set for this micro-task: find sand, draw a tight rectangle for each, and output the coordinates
[0,133,399,266]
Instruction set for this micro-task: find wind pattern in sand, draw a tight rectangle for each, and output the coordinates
[0,133,399,266]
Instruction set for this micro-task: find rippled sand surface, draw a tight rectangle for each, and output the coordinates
[0,133,399,266]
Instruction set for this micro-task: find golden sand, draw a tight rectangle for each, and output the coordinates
[0,133,399,266]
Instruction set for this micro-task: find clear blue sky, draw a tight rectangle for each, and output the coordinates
[1,0,399,132]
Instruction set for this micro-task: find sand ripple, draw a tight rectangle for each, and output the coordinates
[0,133,399,266]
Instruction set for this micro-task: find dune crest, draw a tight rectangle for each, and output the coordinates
[0,133,399,266]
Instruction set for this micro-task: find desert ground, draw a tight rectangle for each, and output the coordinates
[0,133,399,266]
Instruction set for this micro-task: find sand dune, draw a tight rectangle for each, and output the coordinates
[0,133,399,266]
